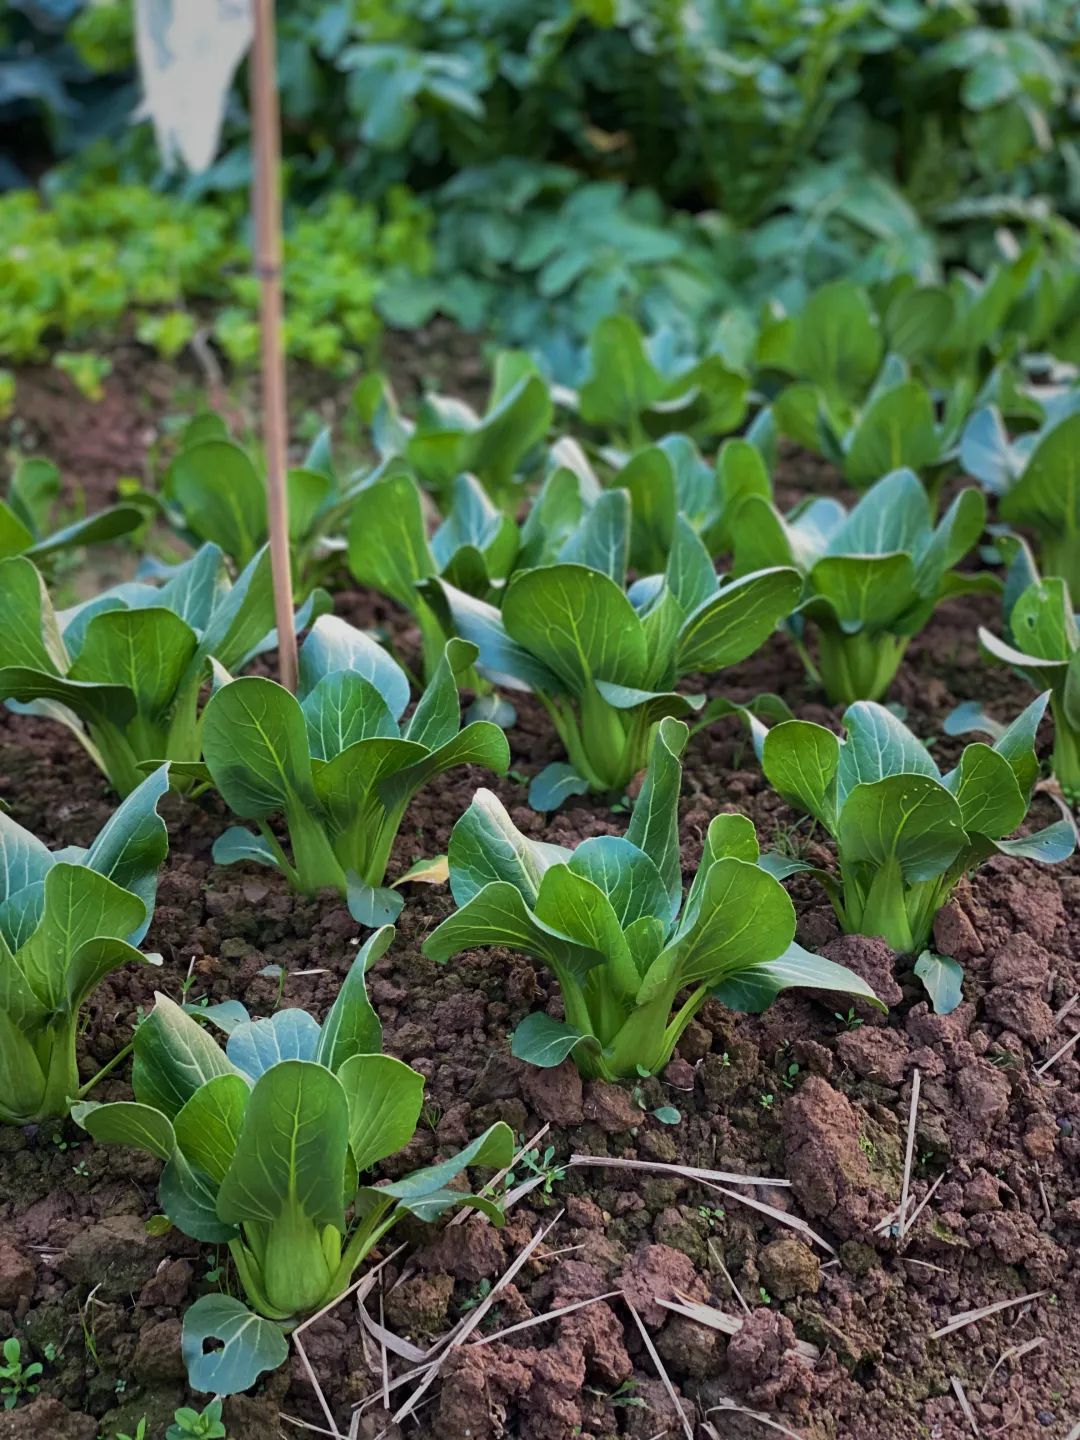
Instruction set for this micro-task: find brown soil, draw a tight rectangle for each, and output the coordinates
[0,379,1077,1440]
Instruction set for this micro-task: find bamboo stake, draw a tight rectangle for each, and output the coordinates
[250,0,297,691]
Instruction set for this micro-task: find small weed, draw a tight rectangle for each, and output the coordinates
[780,1061,800,1089]
[759,1092,775,1110]
[114,1419,148,1440]
[507,1141,566,1202]
[759,1286,772,1304]
[858,1134,877,1162]
[460,1279,493,1313]
[1,1338,42,1409]
[167,1399,227,1439]
[835,1008,863,1031]
[697,1204,726,1228]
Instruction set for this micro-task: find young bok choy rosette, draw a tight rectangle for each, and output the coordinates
[424,719,883,1080]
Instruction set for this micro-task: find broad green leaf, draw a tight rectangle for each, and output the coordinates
[0,500,33,559]
[337,1053,424,1173]
[203,677,314,817]
[0,555,69,672]
[227,1010,322,1080]
[173,1074,250,1183]
[315,924,392,1072]
[534,863,639,997]
[28,503,144,562]
[761,720,841,828]
[168,440,266,566]
[511,1012,596,1069]
[914,487,986,594]
[132,994,244,1118]
[344,875,403,928]
[664,515,719,619]
[625,716,688,913]
[992,692,1049,795]
[792,281,882,401]
[346,470,435,611]
[161,1148,239,1243]
[181,1294,288,1397]
[217,1060,349,1233]
[578,315,663,432]
[9,456,59,535]
[621,445,677,573]
[369,1121,514,1220]
[502,564,649,694]
[528,763,591,813]
[944,742,1026,838]
[423,879,585,973]
[212,828,282,870]
[446,789,576,898]
[837,702,939,802]
[914,950,964,1015]
[299,615,410,721]
[838,776,965,882]
[1000,411,1080,535]
[845,382,942,486]
[677,567,800,673]
[418,579,561,694]
[806,554,917,630]
[0,1007,44,1122]
[711,940,885,1013]
[828,469,929,557]
[568,836,670,930]
[157,545,225,631]
[560,489,630,585]
[404,638,477,751]
[302,673,398,760]
[1010,580,1078,661]
[994,821,1076,863]
[71,1099,176,1161]
[650,857,794,999]
[83,763,170,940]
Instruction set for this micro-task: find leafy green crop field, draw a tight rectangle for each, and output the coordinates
[1,3,1079,1439]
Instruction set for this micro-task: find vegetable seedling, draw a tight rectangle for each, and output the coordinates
[752,696,1075,964]
[0,544,323,795]
[0,766,169,1124]
[425,718,882,1079]
[75,926,513,1395]
[730,468,991,704]
[424,492,800,807]
[197,616,509,924]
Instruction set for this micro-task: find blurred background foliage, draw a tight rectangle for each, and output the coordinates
[2,0,1078,383]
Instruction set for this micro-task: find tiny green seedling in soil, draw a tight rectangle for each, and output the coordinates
[760,1093,775,1110]
[0,1338,42,1409]
[113,1418,148,1440]
[167,1399,227,1440]
[506,1141,566,1202]
[835,1009,863,1030]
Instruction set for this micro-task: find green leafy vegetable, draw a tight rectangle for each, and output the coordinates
[0,456,142,571]
[200,616,509,924]
[752,696,1074,956]
[423,491,800,805]
[975,556,1080,802]
[75,928,513,1391]
[730,468,990,703]
[0,766,169,1124]
[0,545,325,795]
[961,405,1080,603]
[424,718,882,1078]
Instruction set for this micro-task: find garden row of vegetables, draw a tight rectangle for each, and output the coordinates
[1,233,1078,1411]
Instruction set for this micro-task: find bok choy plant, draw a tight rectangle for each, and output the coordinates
[75,926,512,1395]
[356,350,553,503]
[0,545,323,796]
[199,616,510,925]
[0,766,169,1124]
[424,719,882,1079]
[345,448,600,680]
[422,491,800,809]
[157,414,362,595]
[0,455,142,571]
[729,468,990,704]
[972,551,1080,802]
[752,697,1075,961]
[961,404,1080,603]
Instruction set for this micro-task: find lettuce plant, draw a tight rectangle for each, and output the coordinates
[199,616,510,924]
[729,468,990,704]
[752,697,1075,958]
[425,719,882,1079]
[423,492,800,808]
[0,545,321,796]
[0,766,169,1124]
[961,405,1080,603]
[975,559,1080,802]
[0,455,142,572]
[75,927,512,1393]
